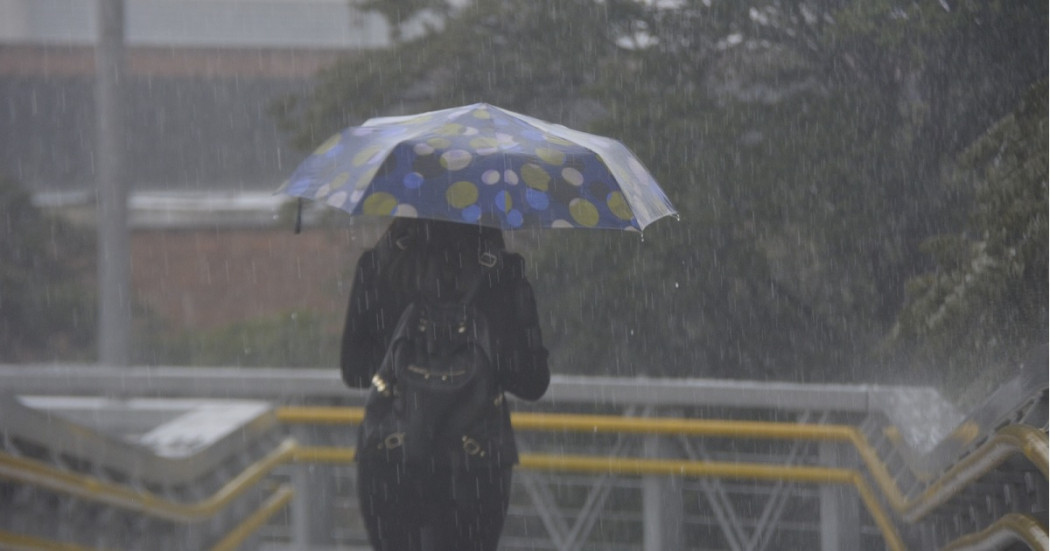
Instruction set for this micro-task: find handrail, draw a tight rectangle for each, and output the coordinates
[276,407,1049,523]
[939,513,1049,551]
[0,429,907,551]
[902,425,1048,523]
[290,445,905,551]
[0,529,103,551]
[0,486,295,551]
[2,408,1042,550]
[0,439,298,523]
[210,484,295,551]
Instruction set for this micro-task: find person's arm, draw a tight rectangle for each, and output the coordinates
[496,254,550,401]
[340,249,386,388]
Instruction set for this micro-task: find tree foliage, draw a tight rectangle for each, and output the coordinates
[892,80,1048,389]
[0,175,96,361]
[278,0,1047,384]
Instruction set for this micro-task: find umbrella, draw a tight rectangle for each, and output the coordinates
[278,103,677,231]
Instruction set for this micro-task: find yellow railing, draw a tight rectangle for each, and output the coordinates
[0,442,299,551]
[0,440,297,522]
[211,484,295,551]
[0,529,103,551]
[1,407,1046,551]
[276,407,1048,522]
[940,513,1049,551]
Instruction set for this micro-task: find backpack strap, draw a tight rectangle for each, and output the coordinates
[457,249,500,307]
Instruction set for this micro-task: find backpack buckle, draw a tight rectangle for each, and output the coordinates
[371,374,391,396]
[462,436,485,457]
[381,432,404,450]
[479,251,498,268]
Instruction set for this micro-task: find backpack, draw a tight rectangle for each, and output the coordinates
[360,249,502,466]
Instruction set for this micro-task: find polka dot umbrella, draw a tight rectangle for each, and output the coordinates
[278,103,678,231]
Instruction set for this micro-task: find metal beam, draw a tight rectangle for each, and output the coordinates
[0,365,954,417]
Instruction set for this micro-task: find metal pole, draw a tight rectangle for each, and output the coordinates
[642,421,684,551]
[95,0,131,366]
[820,441,860,551]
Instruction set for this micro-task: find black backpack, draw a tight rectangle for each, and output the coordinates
[360,250,502,466]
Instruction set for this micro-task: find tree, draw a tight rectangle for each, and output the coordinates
[278,0,1047,383]
[0,175,96,361]
[891,80,1048,392]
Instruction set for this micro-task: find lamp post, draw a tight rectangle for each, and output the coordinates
[95,0,131,366]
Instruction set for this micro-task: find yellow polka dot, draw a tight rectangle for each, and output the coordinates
[497,192,512,212]
[535,147,566,166]
[329,172,350,189]
[607,191,633,220]
[546,135,574,146]
[469,137,500,150]
[402,114,432,126]
[437,123,463,136]
[352,145,383,167]
[569,198,600,227]
[521,163,550,191]
[446,181,479,208]
[313,134,341,155]
[427,137,452,149]
[440,150,473,171]
[472,109,491,119]
[355,168,378,189]
[362,192,398,215]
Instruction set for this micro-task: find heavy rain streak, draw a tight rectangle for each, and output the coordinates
[0,1,1045,551]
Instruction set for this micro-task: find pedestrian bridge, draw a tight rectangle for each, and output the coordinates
[0,356,1045,551]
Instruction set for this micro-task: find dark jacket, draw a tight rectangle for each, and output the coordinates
[341,220,550,465]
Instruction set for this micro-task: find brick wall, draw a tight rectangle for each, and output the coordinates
[129,224,383,331]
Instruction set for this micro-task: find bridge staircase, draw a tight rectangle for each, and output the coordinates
[0,354,1045,551]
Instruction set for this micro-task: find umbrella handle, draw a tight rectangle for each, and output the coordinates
[294,198,303,234]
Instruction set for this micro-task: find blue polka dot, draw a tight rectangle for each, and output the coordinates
[507,209,524,228]
[525,188,550,210]
[494,190,512,213]
[461,204,482,222]
[403,172,424,189]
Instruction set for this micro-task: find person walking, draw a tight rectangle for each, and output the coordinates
[341,218,550,551]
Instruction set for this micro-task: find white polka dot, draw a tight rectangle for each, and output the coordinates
[561,167,584,186]
[504,170,519,185]
[441,149,473,171]
[551,219,574,228]
[327,191,348,208]
[414,142,435,155]
[394,204,419,217]
[482,170,501,185]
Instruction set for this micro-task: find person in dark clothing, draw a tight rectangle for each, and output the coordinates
[341,218,550,551]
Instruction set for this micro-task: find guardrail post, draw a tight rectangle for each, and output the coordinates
[819,441,859,551]
[643,430,684,550]
[291,462,338,546]
[290,424,337,547]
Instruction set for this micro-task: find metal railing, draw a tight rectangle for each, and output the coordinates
[5,406,1047,549]
[0,365,1046,550]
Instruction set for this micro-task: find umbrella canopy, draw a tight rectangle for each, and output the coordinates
[279,103,677,231]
